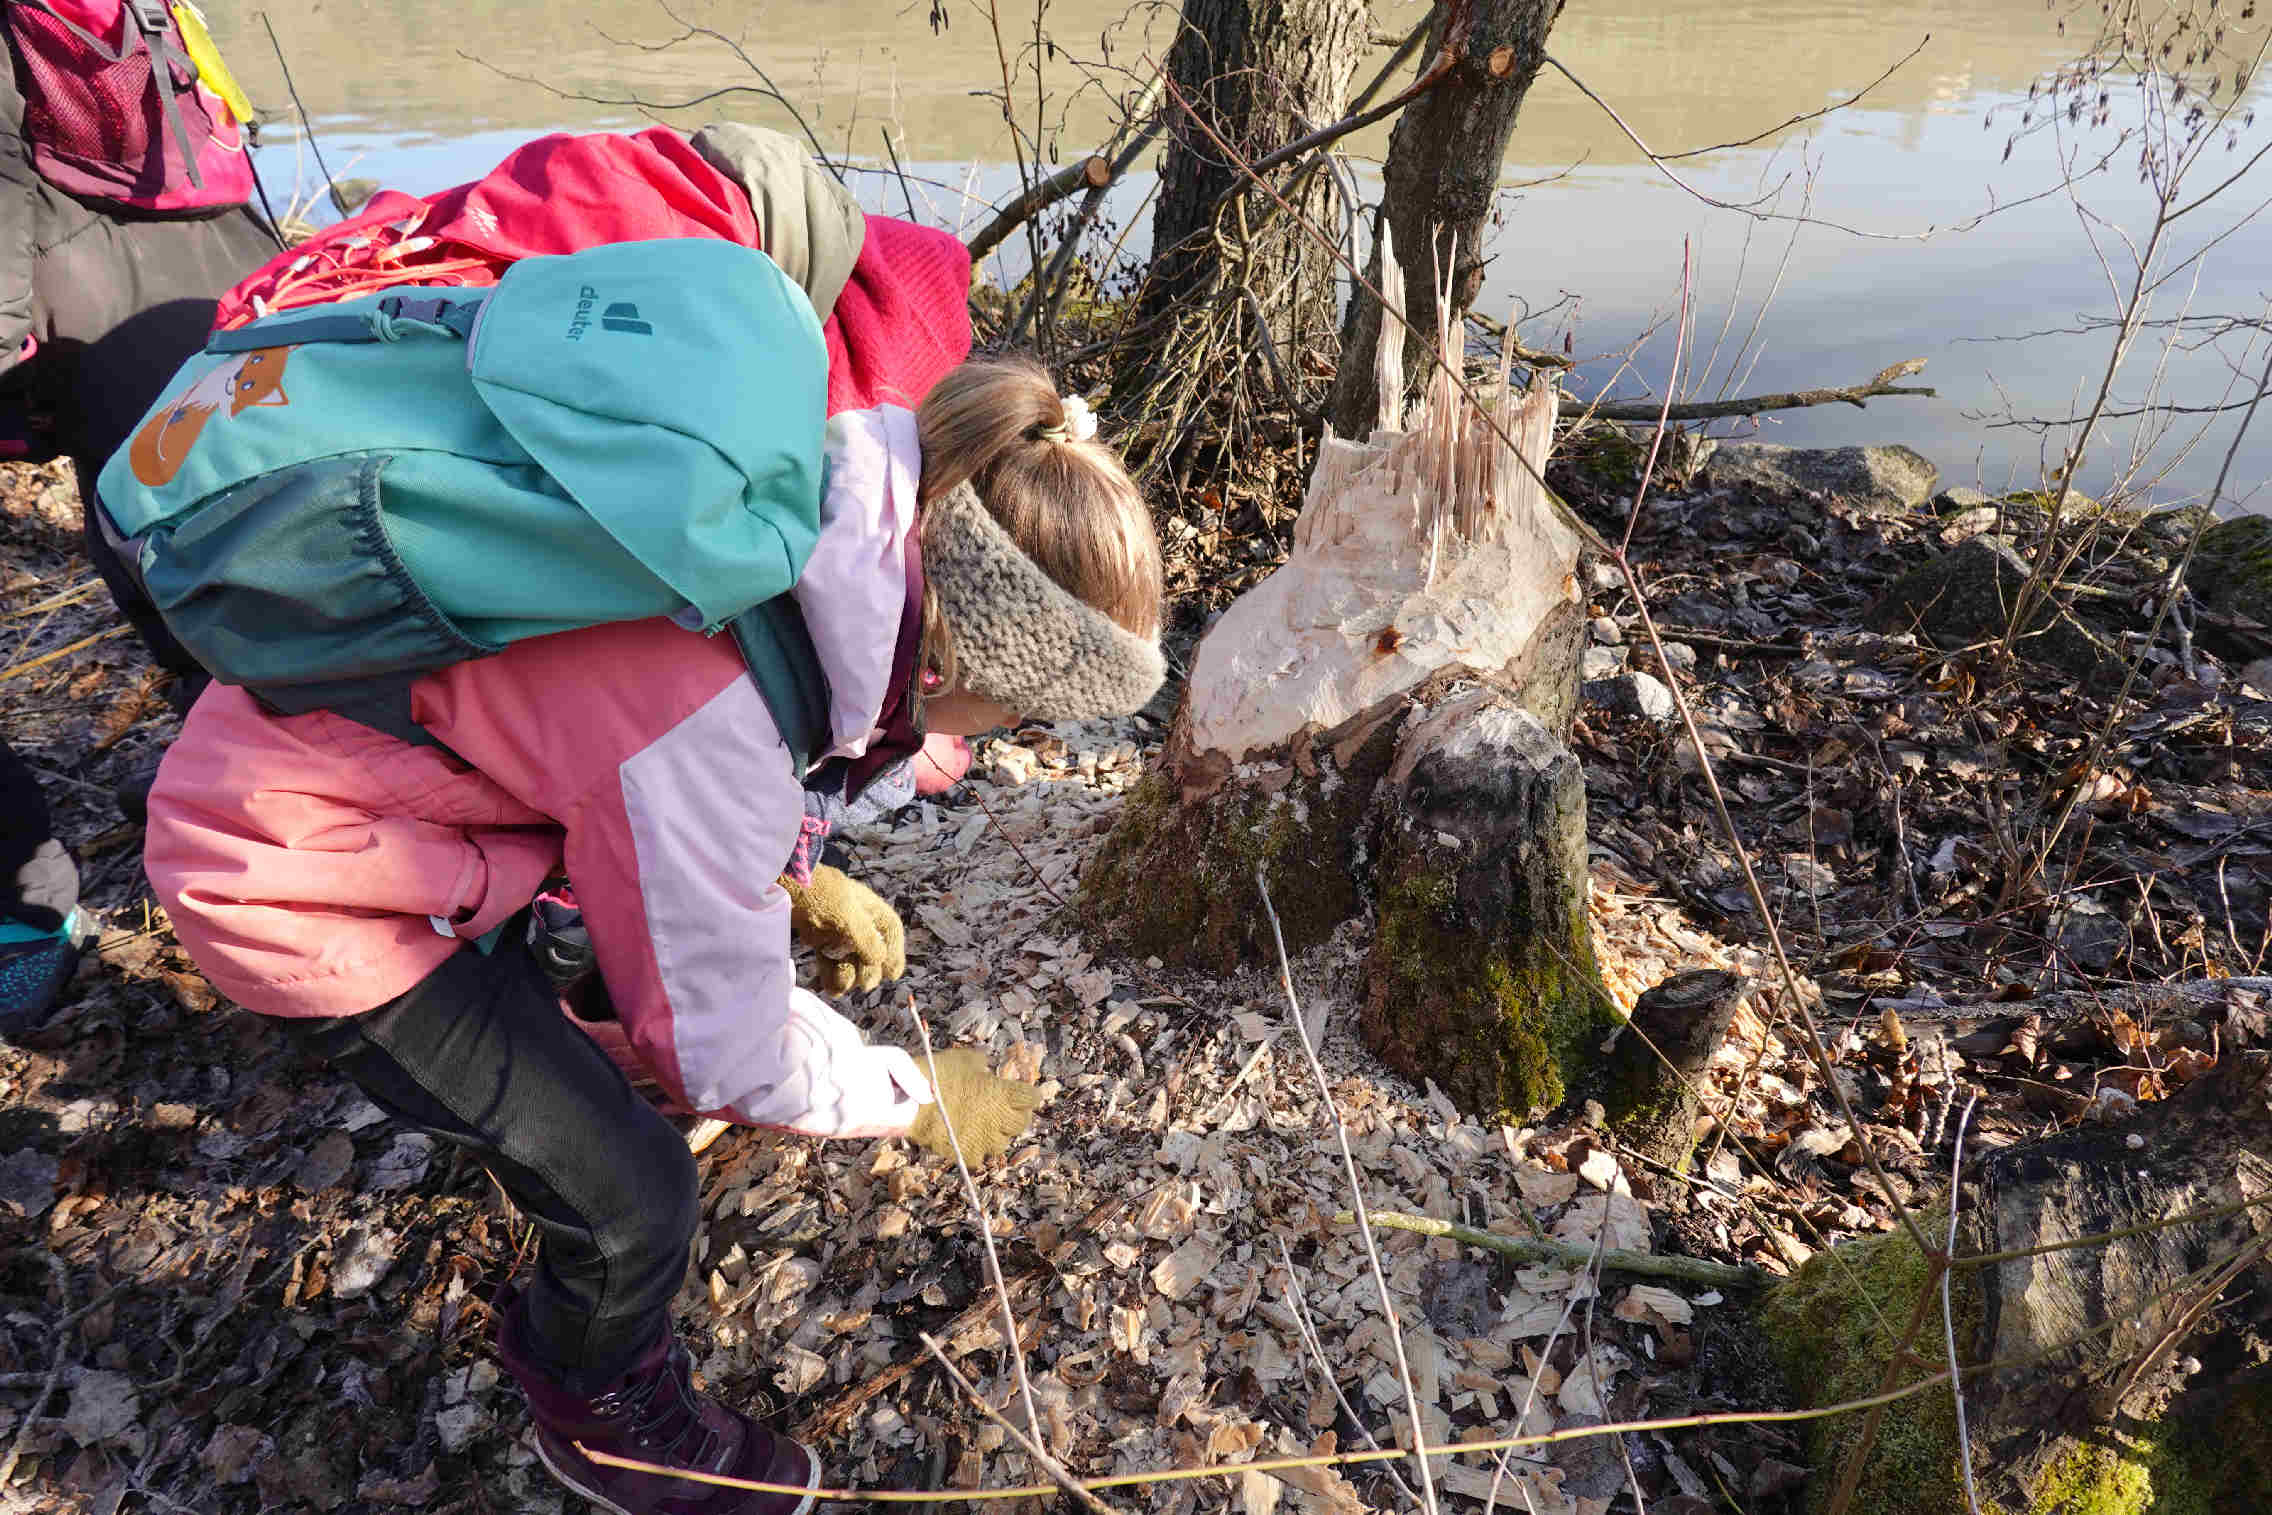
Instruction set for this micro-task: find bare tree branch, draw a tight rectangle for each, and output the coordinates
[1587,358,1937,423]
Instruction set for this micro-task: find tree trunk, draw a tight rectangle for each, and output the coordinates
[1087,236,1609,1120]
[1143,0,1367,376]
[1329,0,1567,438]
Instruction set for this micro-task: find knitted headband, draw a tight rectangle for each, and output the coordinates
[921,481,1166,720]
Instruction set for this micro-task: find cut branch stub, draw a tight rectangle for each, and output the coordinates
[1581,968,1749,1172]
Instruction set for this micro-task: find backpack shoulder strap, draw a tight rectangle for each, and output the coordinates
[730,596,833,778]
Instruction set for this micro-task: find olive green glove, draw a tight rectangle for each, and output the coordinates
[780,865,907,994]
[905,1047,1043,1162]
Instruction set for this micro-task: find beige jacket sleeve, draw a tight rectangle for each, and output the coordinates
[689,122,867,323]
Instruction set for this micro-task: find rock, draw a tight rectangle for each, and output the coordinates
[1580,645,1625,681]
[0,1148,59,1218]
[1933,486,1992,512]
[1867,536,2127,678]
[1704,443,1938,513]
[328,177,380,215]
[1584,670,1676,722]
[1362,697,1615,1119]
[1655,640,1698,676]
[1589,615,1624,645]
[2186,513,2272,629]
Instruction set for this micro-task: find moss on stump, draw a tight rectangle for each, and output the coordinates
[1080,705,1403,972]
[1358,700,1615,1120]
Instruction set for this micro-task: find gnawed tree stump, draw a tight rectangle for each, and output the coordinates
[1086,231,1610,1119]
[1362,695,1611,1116]
[1761,1049,2272,1514]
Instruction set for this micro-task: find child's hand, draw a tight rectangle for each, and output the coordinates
[905,1047,1042,1162]
[780,865,907,994]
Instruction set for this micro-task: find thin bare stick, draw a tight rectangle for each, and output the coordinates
[1943,1095,1983,1515]
[900,999,1046,1461]
[1275,1236,1423,1510]
[918,1332,1130,1515]
[1256,869,1442,1515]
[967,154,1115,261]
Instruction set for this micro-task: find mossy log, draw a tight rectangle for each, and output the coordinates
[1759,1049,2272,1514]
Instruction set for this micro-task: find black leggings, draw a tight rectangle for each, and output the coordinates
[285,941,700,1392]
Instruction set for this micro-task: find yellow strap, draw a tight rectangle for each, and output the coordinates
[171,3,255,127]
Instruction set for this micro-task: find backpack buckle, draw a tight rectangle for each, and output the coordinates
[125,1,173,35]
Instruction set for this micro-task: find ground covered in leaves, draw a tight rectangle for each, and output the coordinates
[2,435,2268,1514]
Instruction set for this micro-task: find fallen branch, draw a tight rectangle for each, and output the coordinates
[1870,975,2272,1024]
[1342,1210,1769,1289]
[1586,359,1936,423]
[967,154,1115,261]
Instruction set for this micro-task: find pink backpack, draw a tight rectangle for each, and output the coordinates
[4,0,253,212]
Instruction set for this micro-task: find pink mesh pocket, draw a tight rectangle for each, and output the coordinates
[4,1,252,212]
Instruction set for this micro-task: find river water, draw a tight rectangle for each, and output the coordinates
[198,0,2272,506]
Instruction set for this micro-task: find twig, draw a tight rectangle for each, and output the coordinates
[1942,1095,1983,1515]
[1257,870,1442,1515]
[0,624,131,682]
[260,14,341,201]
[1341,1210,1765,1290]
[900,1000,1045,1473]
[1585,360,1936,423]
[918,1333,1130,1515]
[1274,1236,1423,1510]
[0,1253,71,1487]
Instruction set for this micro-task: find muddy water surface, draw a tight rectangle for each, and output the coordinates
[200,0,2272,503]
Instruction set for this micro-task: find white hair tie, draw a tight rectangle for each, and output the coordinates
[1040,393,1097,444]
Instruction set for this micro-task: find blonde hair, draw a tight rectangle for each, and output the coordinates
[916,355,1162,699]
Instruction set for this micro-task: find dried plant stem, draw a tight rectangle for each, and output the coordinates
[918,1332,1130,1515]
[900,1000,1046,1462]
[1943,1096,1983,1515]
[0,623,131,682]
[1256,869,1443,1515]
[1343,1210,1764,1289]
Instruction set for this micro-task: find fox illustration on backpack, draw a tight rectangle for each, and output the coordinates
[127,346,290,486]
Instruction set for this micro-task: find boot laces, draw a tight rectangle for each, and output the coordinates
[594,1346,724,1473]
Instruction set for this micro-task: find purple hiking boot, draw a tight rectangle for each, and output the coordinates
[494,1292,822,1515]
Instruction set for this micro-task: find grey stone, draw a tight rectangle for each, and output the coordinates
[1581,646,1626,681]
[0,1149,59,1218]
[1704,442,1939,513]
[1933,486,1992,511]
[1656,641,1698,675]
[1584,670,1676,722]
[1868,536,2126,678]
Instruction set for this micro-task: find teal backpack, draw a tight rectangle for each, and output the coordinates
[94,237,837,769]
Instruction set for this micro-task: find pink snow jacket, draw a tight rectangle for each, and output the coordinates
[143,130,973,1140]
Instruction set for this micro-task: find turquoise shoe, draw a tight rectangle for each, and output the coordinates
[0,909,82,1040]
